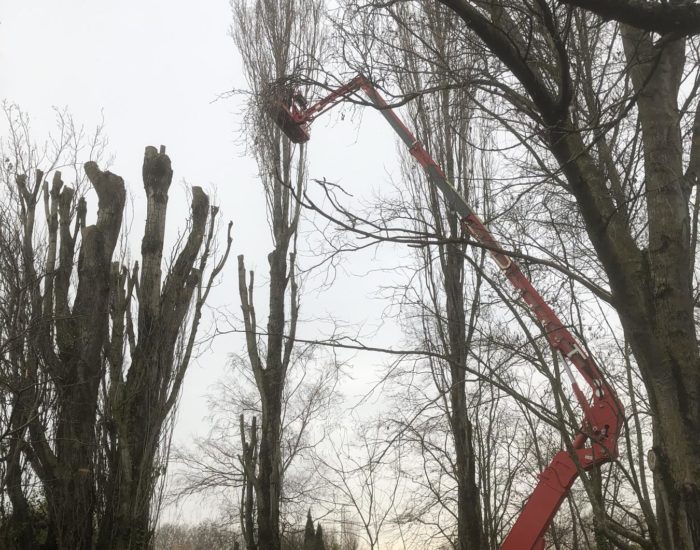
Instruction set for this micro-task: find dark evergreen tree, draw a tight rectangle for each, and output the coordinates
[303,511,315,550]
[314,523,326,550]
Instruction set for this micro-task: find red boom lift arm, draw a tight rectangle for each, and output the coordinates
[267,75,624,550]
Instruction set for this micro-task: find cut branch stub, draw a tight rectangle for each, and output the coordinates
[55,185,77,335]
[142,145,173,198]
[139,145,174,332]
[160,186,209,308]
[84,161,126,263]
[191,186,209,220]
[50,171,63,200]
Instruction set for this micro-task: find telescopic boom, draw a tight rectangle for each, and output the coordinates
[267,75,624,550]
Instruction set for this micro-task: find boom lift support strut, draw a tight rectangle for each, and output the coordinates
[267,75,624,550]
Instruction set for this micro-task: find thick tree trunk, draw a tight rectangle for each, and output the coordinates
[257,404,283,550]
[256,246,289,550]
[621,29,700,550]
[50,385,102,549]
[444,239,486,550]
[547,28,700,549]
[546,118,700,548]
[427,22,698,544]
[4,420,35,550]
[47,225,113,550]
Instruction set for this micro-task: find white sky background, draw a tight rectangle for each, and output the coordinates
[1,0,407,524]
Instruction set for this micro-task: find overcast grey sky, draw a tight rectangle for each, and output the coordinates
[2,0,407,522]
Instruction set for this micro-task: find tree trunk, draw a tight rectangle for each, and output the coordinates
[621,28,700,550]
[48,226,113,550]
[255,246,289,550]
[240,415,258,550]
[232,0,314,546]
[256,403,283,550]
[545,29,700,549]
[445,238,486,550]
[404,56,486,546]
[4,417,35,550]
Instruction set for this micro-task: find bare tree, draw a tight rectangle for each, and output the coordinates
[0,103,114,550]
[0,105,231,549]
[95,145,232,550]
[173,349,339,549]
[0,155,44,550]
[316,0,700,546]
[317,422,405,550]
[390,4,488,548]
[425,2,700,546]
[153,521,239,550]
[230,0,326,548]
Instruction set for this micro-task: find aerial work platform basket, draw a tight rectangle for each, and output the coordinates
[266,92,311,143]
[265,76,366,144]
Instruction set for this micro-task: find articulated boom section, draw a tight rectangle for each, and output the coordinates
[268,75,624,549]
[266,76,366,144]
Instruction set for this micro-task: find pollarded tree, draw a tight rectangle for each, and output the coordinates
[0,105,230,550]
[0,104,120,550]
[95,145,231,550]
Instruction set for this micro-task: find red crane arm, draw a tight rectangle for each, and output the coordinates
[301,76,366,123]
[268,76,366,143]
[268,75,624,549]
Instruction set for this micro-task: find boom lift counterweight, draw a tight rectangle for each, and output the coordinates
[267,75,624,550]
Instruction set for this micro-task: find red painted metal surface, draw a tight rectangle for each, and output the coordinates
[267,95,311,143]
[268,75,624,550]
